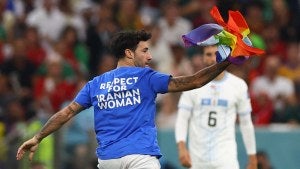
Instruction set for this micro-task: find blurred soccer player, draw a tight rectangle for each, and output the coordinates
[175,45,257,169]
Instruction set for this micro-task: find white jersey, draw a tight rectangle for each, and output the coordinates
[176,72,252,168]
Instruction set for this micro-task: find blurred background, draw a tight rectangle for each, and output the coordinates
[0,0,299,169]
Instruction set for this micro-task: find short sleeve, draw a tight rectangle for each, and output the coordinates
[74,82,92,108]
[149,71,171,94]
[178,91,194,111]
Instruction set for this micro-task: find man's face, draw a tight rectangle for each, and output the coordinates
[202,46,218,67]
[132,41,152,67]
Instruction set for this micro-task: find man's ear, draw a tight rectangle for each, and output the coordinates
[125,49,134,59]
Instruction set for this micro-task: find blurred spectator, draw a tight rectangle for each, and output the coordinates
[278,42,300,91]
[12,0,36,20]
[139,0,160,26]
[56,25,90,76]
[58,0,86,41]
[24,26,47,68]
[72,0,95,17]
[257,151,273,169]
[26,0,67,44]
[158,0,192,46]
[0,37,36,108]
[116,0,144,30]
[250,56,296,123]
[75,0,95,27]
[244,0,266,35]
[11,0,36,38]
[33,55,76,120]
[186,0,216,28]
[262,23,287,63]
[271,0,299,41]
[47,39,76,80]
[147,23,173,74]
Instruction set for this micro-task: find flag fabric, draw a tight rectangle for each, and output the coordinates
[182,6,265,57]
[182,23,223,47]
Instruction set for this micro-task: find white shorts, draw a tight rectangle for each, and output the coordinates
[97,154,161,169]
[191,160,239,169]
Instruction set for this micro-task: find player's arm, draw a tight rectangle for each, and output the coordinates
[16,101,84,161]
[177,141,191,168]
[247,154,258,169]
[168,60,231,92]
[239,114,257,169]
[175,104,192,168]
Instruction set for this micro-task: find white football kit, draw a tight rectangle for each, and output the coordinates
[175,72,256,169]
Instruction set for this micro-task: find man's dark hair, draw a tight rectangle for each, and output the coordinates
[109,30,152,59]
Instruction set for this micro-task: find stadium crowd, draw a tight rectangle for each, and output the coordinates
[0,0,299,169]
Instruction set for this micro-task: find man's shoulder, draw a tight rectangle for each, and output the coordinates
[91,67,160,80]
[227,72,246,83]
[225,72,248,89]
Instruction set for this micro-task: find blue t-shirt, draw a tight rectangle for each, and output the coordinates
[74,67,171,160]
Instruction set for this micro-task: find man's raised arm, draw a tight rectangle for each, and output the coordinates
[168,60,231,92]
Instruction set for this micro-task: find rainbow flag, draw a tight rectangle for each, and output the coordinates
[182,6,265,57]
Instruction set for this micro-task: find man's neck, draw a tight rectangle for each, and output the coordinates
[117,58,134,67]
